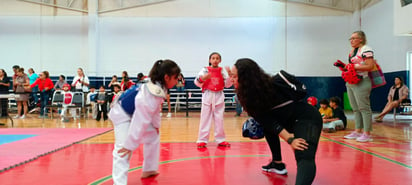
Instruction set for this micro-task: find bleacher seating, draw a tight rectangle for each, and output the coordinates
[7,76,239,117]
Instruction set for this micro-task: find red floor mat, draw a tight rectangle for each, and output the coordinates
[0,128,112,172]
[0,141,411,185]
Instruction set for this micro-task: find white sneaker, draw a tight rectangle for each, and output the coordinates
[166,112,172,118]
[13,115,20,119]
[20,115,26,119]
[344,131,362,139]
[356,134,373,142]
[160,112,163,116]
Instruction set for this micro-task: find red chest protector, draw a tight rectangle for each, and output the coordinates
[64,92,73,104]
[203,67,224,92]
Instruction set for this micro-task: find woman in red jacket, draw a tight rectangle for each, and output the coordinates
[31,71,54,118]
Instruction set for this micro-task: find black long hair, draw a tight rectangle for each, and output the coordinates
[0,69,7,78]
[149,59,181,87]
[234,58,283,117]
[392,76,404,89]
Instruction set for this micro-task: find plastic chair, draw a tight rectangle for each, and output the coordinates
[68,92,84,119]
[44,90,64,120]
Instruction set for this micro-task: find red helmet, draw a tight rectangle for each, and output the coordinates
[63,83,71,90]
[342,64,361,84]
[307,96,318,106]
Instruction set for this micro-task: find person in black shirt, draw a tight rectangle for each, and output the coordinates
[0,69,11,117]
[323,97,347,130]
[227,58,322,185]
[374,77,409,122]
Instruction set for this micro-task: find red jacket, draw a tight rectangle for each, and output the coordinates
[31,78,54,91]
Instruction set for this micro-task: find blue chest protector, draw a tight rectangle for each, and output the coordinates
[118,84,141,116]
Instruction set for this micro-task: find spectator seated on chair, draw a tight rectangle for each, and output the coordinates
[54,75,67,90]
[374,76,409,122]
[60,84,76,122]
[176,73,185,92]
[96,85,109,121]
[322,97,346,132]
[111,84,122,105]
[86,86,97,119]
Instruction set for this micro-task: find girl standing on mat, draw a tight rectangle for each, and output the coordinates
[195,52,233,148]
[109,59,180,184]
[227,58,322,185]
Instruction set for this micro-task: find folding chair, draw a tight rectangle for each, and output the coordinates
[44,90,64,120]
[68,92,84,119]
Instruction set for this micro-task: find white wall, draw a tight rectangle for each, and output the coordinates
[0,16,89,77]
[1,0,410,78]
[360,0,412,73]
[394,0,412,35]
[99,17,287,76]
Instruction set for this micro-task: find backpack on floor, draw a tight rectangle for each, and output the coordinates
[273,70,307,102]
[118,84,141,116]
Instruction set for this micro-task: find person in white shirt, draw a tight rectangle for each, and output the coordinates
[109,59,181,184]
[71,68,89,92]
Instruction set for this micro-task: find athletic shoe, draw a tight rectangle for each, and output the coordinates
[159,112,163,117]
[13,115,20,119]
[197,142,207,148]
[262,161,288,175]
[20,115,26,119]
[344,131,362,139]
[166,112,172,118]
[218,141,230,147]
[356,134,373,142]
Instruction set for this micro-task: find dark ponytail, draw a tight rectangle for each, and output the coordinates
[149,59,181,87]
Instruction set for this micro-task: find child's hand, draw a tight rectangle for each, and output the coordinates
[118,148,132,159]
[201,73,211,81]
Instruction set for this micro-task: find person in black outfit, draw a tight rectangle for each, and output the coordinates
[0,69,11,117]
[329,96,347,129]
[96,85,109,121]
[227,58,322,185]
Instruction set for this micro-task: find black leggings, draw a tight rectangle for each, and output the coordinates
[1,98,8,117]
[263,124,282,162]
[262,102,322,185]
[293,119,322,185]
